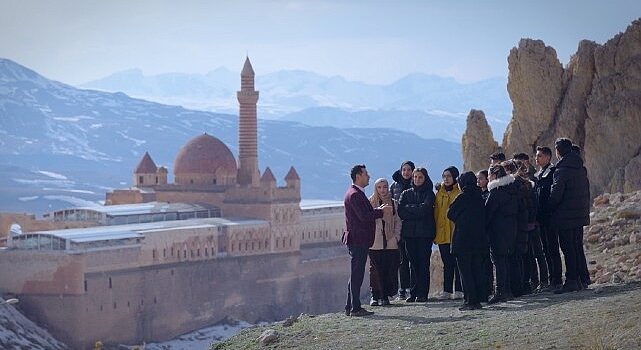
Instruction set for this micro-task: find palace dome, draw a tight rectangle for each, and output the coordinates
[173,134,237,185]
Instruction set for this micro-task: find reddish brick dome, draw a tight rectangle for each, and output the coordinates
[174,134,237,176]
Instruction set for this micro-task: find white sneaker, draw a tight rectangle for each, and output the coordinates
[436,291,452,300]
[452,291,464,300]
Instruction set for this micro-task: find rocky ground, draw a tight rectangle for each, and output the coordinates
[213,191,641,349]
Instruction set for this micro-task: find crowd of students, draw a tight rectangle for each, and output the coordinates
[342,137,591,316]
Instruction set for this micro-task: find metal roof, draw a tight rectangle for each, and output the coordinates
[300,199,343,210]
[52,202,217,217]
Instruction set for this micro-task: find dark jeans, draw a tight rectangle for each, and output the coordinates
[576,229,590,285]
[404,237,432,299]
[526,227,549,286]
[456,253,486,305]
[345,245,369,312]
[369,249,400,299]
[491,252,510,297]
[558,227,586,283]
[540,222,562,285]
[486,253,495,297]
[509,252,523,297]
[398,238,411,293]
[439,244,462,293]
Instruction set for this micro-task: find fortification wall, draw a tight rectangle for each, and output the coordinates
[16,246,355,349]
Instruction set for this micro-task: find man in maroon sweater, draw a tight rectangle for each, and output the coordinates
[343,164,392,316]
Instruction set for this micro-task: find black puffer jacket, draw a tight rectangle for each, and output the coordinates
[485,175,519,255]
[513,176,532,253]
[398,178,436,240]
[390,170,412,202]
[549,152,591,229]
[447,186,488,255]
[535,163,555,224]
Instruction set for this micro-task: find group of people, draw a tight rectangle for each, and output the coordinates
[342,137,591,316]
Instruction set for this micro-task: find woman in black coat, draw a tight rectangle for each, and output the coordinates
[485,164,519,303]
[398,167,436,302]
[447,172,488,310]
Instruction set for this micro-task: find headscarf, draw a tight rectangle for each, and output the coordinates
[443,166,460,191]
[369,178,395,238]
[458,171,479,193]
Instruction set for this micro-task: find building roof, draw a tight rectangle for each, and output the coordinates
[300,199,344,210]
[173,133,237,176]
[134,152,158,174]
[241,56,255,76]
[285,166,300,180]
[260,167,276,183]
[54,202,217,217]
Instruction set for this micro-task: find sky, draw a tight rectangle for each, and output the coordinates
[1,0,640,85]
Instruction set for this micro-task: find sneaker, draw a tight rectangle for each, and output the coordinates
[349,308,374,317]
[452,291,464,300]
[415,297,427,302]
[380,297,390,306]
[397,291,407,301]
[405,296,416,303]
[436,291,452,300]
[369,298,379,306]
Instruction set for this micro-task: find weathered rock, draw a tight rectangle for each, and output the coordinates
[461,109,499,172]
[586,234,600,244]
[503,39,564,156]
[611,272,625,284]
[593,194,610,207]
[257,329,279,346]
[585,19,641,197]
[282,314,299,327]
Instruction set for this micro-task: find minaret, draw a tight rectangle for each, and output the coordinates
[236,56,260,186]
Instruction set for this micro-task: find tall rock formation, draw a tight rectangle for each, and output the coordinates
[461,109,499,172]
[462,18,641,198]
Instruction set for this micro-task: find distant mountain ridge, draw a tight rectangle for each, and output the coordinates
[81,65,512,130]
[0,58,461,215]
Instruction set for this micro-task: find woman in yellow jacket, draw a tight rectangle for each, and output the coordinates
[434,166,463,300]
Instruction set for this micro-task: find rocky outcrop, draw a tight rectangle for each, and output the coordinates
[585,191,641,285]
[463,18,641,197]
[503,39,564,156]
[0,298,67,349]
[461,109,499,172]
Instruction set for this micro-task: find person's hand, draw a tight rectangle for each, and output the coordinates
[380,204,393,215]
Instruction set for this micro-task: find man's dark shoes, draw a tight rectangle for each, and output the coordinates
[415,297,427,302]
[554,280,581,294]
[405,296,416,303]
[369,298,379,306]
[487,294,507,304]
[459,303,482,311]
[344,308,350,316]
[380,297,390,306]
[349,308,374,317]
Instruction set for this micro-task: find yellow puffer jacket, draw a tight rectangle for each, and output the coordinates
[433,184,461,245]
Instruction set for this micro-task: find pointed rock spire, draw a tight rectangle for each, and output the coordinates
[241,56,255,76]
[134,152,158,174]
[260,167,276,183]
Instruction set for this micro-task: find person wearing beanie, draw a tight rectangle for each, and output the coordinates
[368,178,401,306]
[390,160,415,300]
[447,171,488,310]
[397,168,436,303]
[434,166,463,300]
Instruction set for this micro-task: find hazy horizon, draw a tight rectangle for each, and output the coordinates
[1,1,640,87]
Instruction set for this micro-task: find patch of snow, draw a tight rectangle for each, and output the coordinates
[18,196,39,201]
[42,188,95,194]
[12,178,74,187]
[125,321,252,350]
[42,195,101,207]
[36,170,68,180]
[53,115,93,122]
[117,131,147,146]
[89,123,103,129]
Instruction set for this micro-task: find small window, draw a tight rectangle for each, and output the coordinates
[109,277,112,289]
[155,176,159,184]
[84,280,88,292]
[139,176,144,184]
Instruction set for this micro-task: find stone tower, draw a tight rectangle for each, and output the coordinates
[237,57,260,187]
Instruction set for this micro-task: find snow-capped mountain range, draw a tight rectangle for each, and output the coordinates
[81,66,511,140]
[0,58,462,215]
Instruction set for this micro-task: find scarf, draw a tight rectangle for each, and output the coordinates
[370,179,395,248]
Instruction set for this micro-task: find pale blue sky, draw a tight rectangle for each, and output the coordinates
[1,0,639,85]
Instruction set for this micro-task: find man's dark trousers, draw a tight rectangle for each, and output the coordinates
[346,245,369,312]
[558,227,583,283]
[540,222,562,286]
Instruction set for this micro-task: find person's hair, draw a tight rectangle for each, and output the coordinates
[501,160,518,174]
[513,152,529,161]
[477,169,489,179]
[458,171,478,192]
[489,164,507,178]
[489,152,506,161]
[555,138,573,157]
[572,144,582,155]
[536,146,552,157]
[350,164,366,182]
